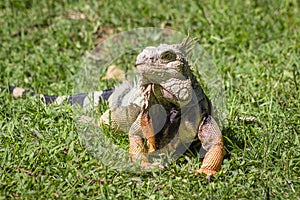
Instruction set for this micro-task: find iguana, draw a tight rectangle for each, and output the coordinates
[8,37,225,176]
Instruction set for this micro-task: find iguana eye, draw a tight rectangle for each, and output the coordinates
[160,51,176,62]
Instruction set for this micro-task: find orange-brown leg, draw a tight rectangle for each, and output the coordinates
[140,112,156,153]
[128,115,148,163]
[129,134,148,163]
[196,116,225,176]
[129,113,163,169]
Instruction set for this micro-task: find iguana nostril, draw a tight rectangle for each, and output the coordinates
[149,55,156,61]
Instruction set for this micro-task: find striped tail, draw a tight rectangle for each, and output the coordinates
[8,86,114,107]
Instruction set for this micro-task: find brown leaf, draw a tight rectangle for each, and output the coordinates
[102,65,125,81]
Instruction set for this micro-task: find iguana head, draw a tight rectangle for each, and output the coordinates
[136,37,196,104]
[136,43,187,84]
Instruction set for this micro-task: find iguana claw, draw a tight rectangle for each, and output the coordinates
[140,162,165,170]
[194,168,217,176]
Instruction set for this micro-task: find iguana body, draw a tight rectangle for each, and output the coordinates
[99,38,225,175]
[8,38,225,175]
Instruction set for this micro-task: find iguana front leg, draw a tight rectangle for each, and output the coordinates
[128,114,148,163]
[129,113,163,169]
[140,111,156,153]
[196,116,225,175]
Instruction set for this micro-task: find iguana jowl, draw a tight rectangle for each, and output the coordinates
[8,38,225,175]
[100,38,225,175]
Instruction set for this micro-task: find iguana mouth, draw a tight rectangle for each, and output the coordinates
[138,65,185,86]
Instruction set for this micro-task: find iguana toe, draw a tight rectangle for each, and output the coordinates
[140,162,165,170]
[194,168,217,176]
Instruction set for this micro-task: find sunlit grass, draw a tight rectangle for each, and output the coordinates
[0,0,299,199]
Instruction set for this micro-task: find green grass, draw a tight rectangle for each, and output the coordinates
[0,0,299,199]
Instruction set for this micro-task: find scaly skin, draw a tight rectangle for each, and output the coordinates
[197,116,224,175]
[122,37,225,175]
[8,37,225,176]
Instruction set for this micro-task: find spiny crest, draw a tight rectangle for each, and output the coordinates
[180,35,198,55]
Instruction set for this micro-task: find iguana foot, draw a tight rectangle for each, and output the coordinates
[140,161,165,170]
[194,168,217,176]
